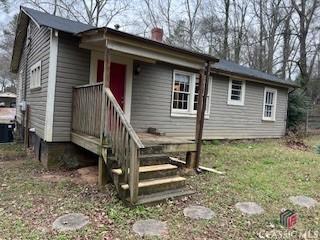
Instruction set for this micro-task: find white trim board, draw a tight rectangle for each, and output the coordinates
[227,78,246,106]
[90,50,133,121]
[262,87,277,122]
[21,8,41,29]
[44,29,58,142]
[170,69,212,118]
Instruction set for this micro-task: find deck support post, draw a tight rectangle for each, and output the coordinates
[98,156,108,189]
[194,61,211,170]
[186,151,196,169]
[24,105,30,147]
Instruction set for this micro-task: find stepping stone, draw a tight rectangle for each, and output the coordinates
[133,219,168,237]
[289,195,318,208]
[235,202,264,215]
[183,205,215,220]
[52,213,89,232]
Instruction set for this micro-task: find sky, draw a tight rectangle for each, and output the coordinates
[0,1,19,27]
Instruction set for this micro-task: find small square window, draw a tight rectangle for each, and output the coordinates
[30,61,41,90]
[228,79,245,105]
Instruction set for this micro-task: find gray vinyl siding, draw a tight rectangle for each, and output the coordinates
[52,33,90,142]
[16,22,50,139]
[131,62,288,139]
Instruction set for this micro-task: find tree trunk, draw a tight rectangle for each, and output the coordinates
[281,13,291,80]
[258,0,264,71]
[223,0,230,59]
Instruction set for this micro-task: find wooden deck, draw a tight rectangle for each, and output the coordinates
[71,131,196,155]
[137,133,194,146]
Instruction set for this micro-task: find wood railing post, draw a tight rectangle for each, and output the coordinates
[195,61,211,169]
[129,140,139,204]
[194,67,205,169]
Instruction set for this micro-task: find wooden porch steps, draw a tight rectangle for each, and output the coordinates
[127,188,195,205]
[120,176,186,190]
[110,152,193,204]
[112,164,178,175]
[71,84,197,205]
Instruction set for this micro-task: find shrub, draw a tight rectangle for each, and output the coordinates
[287,90,310,132]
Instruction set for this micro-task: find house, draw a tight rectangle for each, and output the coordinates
[0,93,16,143]
[0,92,16,108]
[11,6,297,204]
[0,108,15,143]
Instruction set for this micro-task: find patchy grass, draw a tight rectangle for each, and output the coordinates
[0,143,26,161]
[1,136,320,239]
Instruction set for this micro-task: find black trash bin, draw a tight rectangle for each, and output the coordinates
[0,123,14,143]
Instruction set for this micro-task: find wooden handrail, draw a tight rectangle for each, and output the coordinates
[72,83,144,204]
[102,87,144,204]
[73,82,103,89]
[105,88,144,148]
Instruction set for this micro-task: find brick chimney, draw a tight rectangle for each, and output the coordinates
[151,27,164,42]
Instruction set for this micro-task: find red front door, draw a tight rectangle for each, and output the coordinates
[97,60,126,109]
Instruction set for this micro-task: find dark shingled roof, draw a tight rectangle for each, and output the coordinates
[15,7,297,88]
[21,6,95,34]
[20,6,218,62]
[212,59,298,87]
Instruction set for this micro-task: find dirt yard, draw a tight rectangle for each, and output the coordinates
[0,136,319,239]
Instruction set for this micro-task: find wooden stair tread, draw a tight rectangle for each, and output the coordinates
[112,164,177,175]
[140,153,168,158]
[121,176,186,190]
[128,188,195,205]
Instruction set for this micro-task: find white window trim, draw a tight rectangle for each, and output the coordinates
[171,70,212,118]
[262,87,277,121]
[30,60,42,90]
[227,79,246,106]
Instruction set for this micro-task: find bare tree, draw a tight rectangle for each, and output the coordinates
[231,0,248,63]
[184,0,202,48]
[292,0,319,88]
[24,0,130,26]
[281,6,293,79]
[222,0,230,59]
[0,15,18,92]
[265,0,284,73]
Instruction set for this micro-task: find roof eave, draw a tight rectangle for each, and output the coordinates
[212,68,299,88]
[78,27,219,63]
[10,7,33,73]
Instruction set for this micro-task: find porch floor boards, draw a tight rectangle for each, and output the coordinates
[137,133,194,147]
[71,131,102,155]
[71,131,196,155]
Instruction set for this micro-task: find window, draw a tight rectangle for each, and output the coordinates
[172,71,191,111]
[193,76,210,114]
[262,88,277,121]
[30,61,41,89]
[172,70,211,117]
[228,79,245,105]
